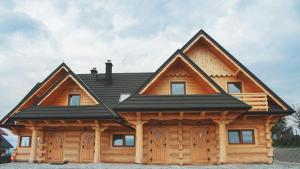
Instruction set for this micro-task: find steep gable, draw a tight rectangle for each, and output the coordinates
[1,63,114,125]
[138,50,225,95]
[38,75,98,106]
[181,30,293,112]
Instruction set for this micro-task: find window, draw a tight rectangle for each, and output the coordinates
[119,93,131,102]
[112,134,135,147]
[19,136,31,147]
[171,82,186,95]
[228,130,254,144]
[68,94,81,106]
[227,82,242,93]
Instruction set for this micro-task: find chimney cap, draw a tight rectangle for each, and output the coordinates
[90,67,98,74]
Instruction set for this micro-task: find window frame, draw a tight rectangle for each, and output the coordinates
[68,94,81,106]
[170,81,186,95]
[227,82,243,94]
[19,136,31,147]
[112,134,135,147]
[228,129,255,144]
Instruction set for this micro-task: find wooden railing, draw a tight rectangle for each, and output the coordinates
[232,93,268,111]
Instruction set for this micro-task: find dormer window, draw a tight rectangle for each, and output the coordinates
[171,82,186,95]
[69,94,81,106]
[119,93,131,102]
[227,82,242,93]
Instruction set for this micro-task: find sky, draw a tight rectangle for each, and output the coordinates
[0,0,300,147]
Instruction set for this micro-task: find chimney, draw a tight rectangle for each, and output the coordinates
[105,60,113,84]
[90,67,98,78]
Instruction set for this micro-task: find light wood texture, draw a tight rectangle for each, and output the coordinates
[144,61,217,95]
[29,128,38,163]
[186,44,234,76]
[39,77,96,106]
[232,93,268,111]
[94,124,101,163]
[140,54,220,94]
[135,114,144,163]
[80,132,94,162]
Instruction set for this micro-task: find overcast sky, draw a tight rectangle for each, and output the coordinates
[0,0,300,146]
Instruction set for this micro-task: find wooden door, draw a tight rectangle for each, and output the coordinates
[48,133,64,162]
[191,127,209,163]
[148,127,168,163]
[80,132,95,162]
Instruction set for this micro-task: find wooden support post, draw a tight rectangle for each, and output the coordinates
[218,119,227,164]
[213,119,227,164]
[135,112,144,164]
[94,122,101,163]
[29,127,38,163]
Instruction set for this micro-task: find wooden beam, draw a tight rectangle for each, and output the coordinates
[200,112,206,118]
[158,112,162,118]
[135,112,143,163]
[218,119,227,164]
[94,122,101,163]
[234,69,241,76]
[29,127,38,163]
[179,112,184,120]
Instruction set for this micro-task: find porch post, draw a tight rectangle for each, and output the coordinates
[135,113,144,163]
[29,127,38,163]
[94,122,101,163]
[218,119,227,164]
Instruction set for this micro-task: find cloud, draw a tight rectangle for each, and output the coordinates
[0,0,300,147]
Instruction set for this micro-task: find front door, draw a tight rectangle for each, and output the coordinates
[190,127,209,163]
[48,133,64,162]
[148,127,168,163]
[80,132,95,162]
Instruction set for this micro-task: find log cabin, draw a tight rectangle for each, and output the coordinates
[0,29,294,165]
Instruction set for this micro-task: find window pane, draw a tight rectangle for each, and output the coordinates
[69,95,80,106]
[228,131,240,144]
[20,137,30,147]
[228,82,241,93]
[113,135,123,146]
[242,130,254,143]
[171,83,185,95]
[125,135,135,146]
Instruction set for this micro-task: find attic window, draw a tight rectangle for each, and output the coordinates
[227,82,242,93]
[119,93,131,102]
[171,82,186,95]
[69,94,81,106]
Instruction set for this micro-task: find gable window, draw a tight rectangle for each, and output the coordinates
[227,82,242,93]
[68,94,81,106]
[19,136,31,147]
[228,130,254,144]
[171,82,186,95]
[112,134,135,147]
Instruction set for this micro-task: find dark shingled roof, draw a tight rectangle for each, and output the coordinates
[115,94,251,111]
[11,105,117,120]
[0,135,13,148]
[77,73,153,107]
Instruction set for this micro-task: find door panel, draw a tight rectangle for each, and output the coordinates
[48,133,64,162]
[148,127,168,163]
[191,127,209,163]
[80,132,95,162]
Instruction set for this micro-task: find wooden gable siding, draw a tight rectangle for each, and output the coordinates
[143,61,217,95]
[186,41,264,93]
[186,42,234,77]
[40,78,96,106]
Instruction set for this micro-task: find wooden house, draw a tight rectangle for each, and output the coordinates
[0,30,294,164]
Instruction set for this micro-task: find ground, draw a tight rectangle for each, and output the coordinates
[0,148,299,169]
